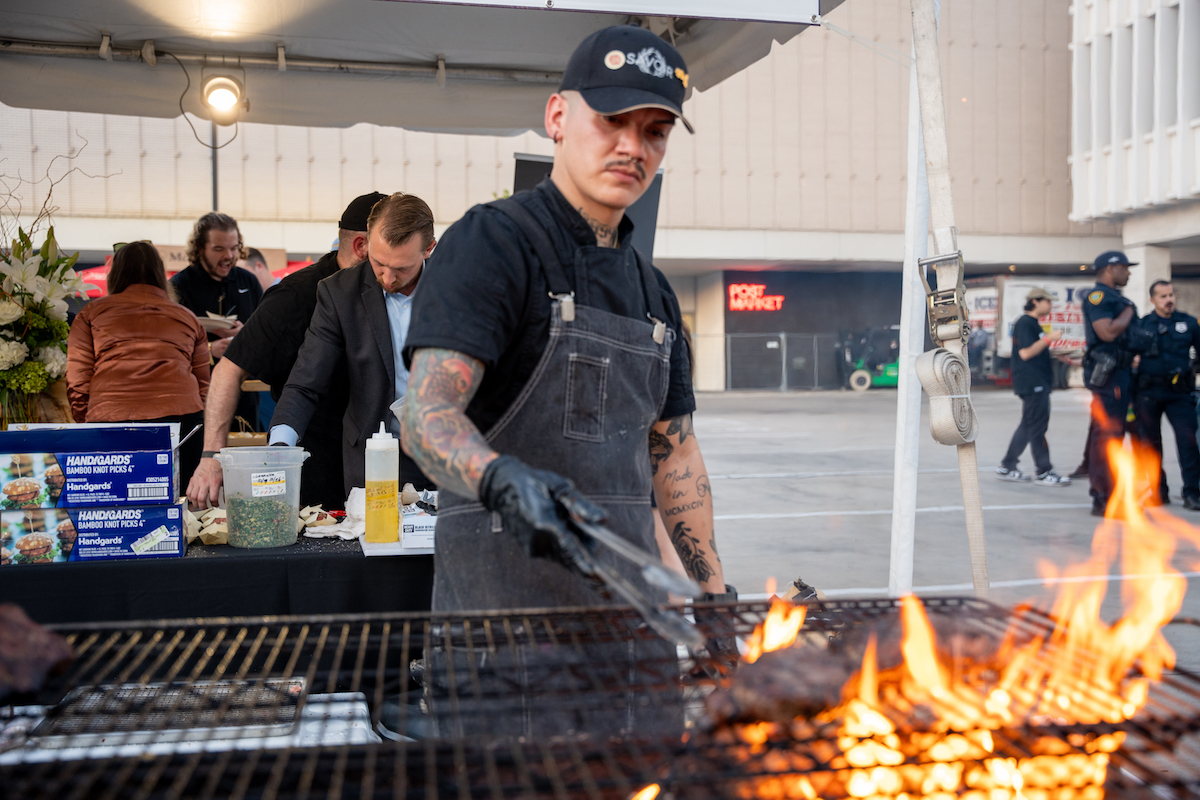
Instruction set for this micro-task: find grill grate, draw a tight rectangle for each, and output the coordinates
[1,597,1199,799]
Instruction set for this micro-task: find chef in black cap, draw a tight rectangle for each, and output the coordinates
[187,192,385,510]
[400,26,728,736]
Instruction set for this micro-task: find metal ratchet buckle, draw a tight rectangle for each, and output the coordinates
[918,250,968,346]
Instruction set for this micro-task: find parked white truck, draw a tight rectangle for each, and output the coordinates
[963,275,1095,386]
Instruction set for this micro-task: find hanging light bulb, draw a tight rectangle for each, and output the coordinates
[201,75,247,125]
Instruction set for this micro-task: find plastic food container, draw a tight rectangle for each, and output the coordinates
[217,446,309,548]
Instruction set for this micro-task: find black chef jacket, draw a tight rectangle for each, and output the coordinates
[223,251,351,509]
[1010,314,1053,395]
[403,179,695,435]
[170,263,263,334]
[1137,310,1200,378]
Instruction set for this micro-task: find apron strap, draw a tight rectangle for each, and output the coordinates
[631,247,669,325]
[492,198,574,298]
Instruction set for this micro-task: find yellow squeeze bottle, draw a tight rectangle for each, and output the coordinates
[364,422,399,543]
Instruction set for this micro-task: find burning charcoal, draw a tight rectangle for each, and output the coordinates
[705,646,855,726]
[0,603,73,702]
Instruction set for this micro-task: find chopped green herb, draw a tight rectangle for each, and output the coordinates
[227,496,296,548]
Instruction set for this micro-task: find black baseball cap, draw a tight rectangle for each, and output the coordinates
[1093,250,1138,271]
[339,192,388,232]
[559,25,694,133]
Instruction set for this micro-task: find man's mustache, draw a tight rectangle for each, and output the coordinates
[605,158,646,180]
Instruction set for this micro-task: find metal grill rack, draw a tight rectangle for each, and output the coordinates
[2,597,1199,799]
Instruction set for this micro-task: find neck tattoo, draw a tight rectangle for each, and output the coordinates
[579,207,619,249]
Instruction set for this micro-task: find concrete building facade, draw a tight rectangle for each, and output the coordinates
[0,1,1125,390]
[1069,0,1200,314]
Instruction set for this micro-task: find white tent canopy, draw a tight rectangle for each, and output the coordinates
[0,0,840,135]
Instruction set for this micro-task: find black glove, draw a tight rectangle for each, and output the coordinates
[693,584,740,671]
[479,455,605,576]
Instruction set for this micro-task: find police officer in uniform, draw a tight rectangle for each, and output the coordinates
[1133,279,1200,509]
[1082,251,1140,516]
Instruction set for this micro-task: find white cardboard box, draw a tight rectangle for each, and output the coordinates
[401,510,436,549]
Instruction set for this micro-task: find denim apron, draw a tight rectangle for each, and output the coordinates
[426,198,683,740]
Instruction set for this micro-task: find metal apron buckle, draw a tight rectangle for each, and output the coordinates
[648,314,666,345]
[551,292,576,322]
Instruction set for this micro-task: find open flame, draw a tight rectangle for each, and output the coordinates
[726,440,1198,799]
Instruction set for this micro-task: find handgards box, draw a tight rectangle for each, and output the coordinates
[0,427,173,510]
[1,502,185,565]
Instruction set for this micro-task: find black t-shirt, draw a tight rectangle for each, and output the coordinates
[170,263,263,338]
[403,179,695,434]
[225,250,346,398]
[1010,313,1053,395]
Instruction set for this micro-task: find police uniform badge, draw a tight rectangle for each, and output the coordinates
[1177,321,1189,334]
[1088,290,1104,305]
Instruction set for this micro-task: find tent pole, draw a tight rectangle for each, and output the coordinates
[909,0,990,598]
[888,12,934,599]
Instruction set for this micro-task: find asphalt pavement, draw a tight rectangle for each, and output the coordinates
[694,385,1200,669]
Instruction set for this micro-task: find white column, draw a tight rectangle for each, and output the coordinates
[693,271,727,392]
[1123,244,1172,316]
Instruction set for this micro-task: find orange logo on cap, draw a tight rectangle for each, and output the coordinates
[675,67,688,88]
[604,50,625,70]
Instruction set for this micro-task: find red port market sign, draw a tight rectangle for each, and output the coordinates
[728,283,784,311]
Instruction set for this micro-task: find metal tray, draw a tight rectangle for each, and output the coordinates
[29,678,305,749]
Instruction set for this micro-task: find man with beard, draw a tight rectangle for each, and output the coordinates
[268,193,436,495]
[171,213,263,360]
[171,212,263,428]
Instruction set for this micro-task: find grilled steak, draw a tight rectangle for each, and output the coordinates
[705,646,855,726]
[0,603,73,701]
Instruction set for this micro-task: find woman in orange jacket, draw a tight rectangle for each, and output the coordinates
[67,242,211,487]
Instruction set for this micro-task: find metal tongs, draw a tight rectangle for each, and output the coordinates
[566,516,707,649]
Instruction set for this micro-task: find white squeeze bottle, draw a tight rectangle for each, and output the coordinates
[364,422,399,543]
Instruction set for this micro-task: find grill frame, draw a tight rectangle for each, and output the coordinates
[1,596,1199,799]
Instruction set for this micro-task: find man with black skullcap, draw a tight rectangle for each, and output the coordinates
[187,193,385,509]
[401,26,726,737]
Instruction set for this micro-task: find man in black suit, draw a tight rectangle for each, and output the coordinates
[269,193,437,493]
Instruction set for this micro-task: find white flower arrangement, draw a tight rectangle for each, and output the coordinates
[0,227,95,422]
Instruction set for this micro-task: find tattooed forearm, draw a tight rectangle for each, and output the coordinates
[400,348,498,498]
[651,415,724,590]
[578,207,619,248]
[665,414,693,444]
[669,522,714,584]
[649,430,673,475]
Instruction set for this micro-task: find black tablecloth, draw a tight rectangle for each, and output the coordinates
[1,537,434,625]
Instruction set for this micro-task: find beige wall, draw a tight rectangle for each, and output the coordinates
[656,0,1115,238]
[0,0,1118,251]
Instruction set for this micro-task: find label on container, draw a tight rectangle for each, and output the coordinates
[131,525,171,555]
[251,470,287,497]
[365,481,398,510]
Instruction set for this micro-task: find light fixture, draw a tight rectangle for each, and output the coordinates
[201,74,248,126]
